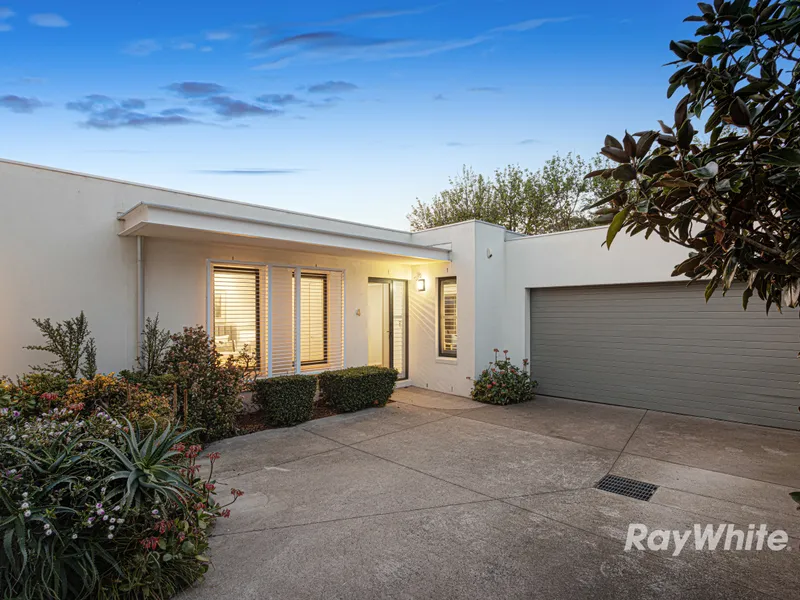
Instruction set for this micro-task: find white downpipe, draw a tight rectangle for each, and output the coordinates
[136,236,144,359]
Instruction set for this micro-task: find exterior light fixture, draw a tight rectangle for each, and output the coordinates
[416,278,426,292]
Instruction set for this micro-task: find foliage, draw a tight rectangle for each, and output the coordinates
[136,315,172,377]
[470,350,537,405]
[164,327,247,442]
[63,374,173,429]
[408,154,618,234]
[0,408,243,599]
[318,366,398,413]
[25,312,97,380]
[1,373,71,417]
[587,0,800,313]
[253,375,317,427]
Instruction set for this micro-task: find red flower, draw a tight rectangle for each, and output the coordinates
[206,451,221,463]
[220,509,231,518]
[140,536,160,551]
[172,443,186,453]
[204,483,215,491]
[230,488,244,498]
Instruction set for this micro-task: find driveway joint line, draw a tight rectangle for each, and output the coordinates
[616,449,798,489]
[606,409,650,477]
[454,410,634,453]
[300,411,452,447]
[210,498,497,537]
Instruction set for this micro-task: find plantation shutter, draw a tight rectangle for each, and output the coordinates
[267,267,344,375]
[212,266,261,365]
[392,280,406,378]
[326,270,345,371]
[439,278,457,357]
[268,266,295,376]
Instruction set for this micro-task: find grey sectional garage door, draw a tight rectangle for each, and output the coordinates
[530,282,800,429]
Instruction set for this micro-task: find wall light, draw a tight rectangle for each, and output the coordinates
[416,278,426,292]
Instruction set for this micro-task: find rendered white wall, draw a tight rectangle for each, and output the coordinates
[0,161,139,377]
[143,238,413,372]
[408,223,477,396]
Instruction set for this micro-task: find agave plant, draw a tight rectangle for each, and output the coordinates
[91,419,201,509]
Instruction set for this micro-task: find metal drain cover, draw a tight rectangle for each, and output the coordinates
[596,474,657,501]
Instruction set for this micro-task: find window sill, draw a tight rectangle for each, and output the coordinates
[435,356,458,365]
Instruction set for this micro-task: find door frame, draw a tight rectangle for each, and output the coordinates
[368,277,409,380]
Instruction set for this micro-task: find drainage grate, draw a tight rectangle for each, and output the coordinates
[595,474,658,501]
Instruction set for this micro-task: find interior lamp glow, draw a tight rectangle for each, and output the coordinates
[416,278,426,292]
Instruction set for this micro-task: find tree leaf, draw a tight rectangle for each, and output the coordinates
[689,161,719,179]
[697,35,724,56]
[636,131,659,158]
[658,120,675,135]
[604,135,623,150]
[697,2,715,15]
[623,132,638,159]
[761,148,800,166]
[612,164,637,181]
[606,206,630,249]
[729,97,751,127]
[675,95,690,128]
[641,154,678,176]
[600,146,631,163]
[742,286,753,311]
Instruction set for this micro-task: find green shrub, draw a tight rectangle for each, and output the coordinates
[254,375,317,426]
[0,408,244,599]
[471,349,537,406]
[164,326,248,442]
[318,366,398,413]
[1,373,71,417]
[24,311,97,380]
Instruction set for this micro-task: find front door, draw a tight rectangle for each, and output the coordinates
[367,278,408,379]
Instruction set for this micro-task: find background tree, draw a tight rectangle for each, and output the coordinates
[587,0,800,314]
[409,153,617,234]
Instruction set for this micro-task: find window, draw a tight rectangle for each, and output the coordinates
[212,266,260,363]
[297,273,328,365]
[210,264,343,376]
[438,277,457,357]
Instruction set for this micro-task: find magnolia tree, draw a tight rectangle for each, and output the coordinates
[587,0,800,314]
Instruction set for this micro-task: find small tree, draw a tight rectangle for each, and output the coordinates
[25,311,97,379]
[587,0,800,313]
[409,154,617,235]
[136,314,171,376]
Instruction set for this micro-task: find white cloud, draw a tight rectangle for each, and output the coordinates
[491,16,578,33]
[0,7,14,19]
[200,46,213,52]
[0,22,10,32]
[29,13,69,28]
[206,31,232,41]
[124,39,161,56]
[174,42,196,50]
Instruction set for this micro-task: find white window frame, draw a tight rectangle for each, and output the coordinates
[206,259,346,377]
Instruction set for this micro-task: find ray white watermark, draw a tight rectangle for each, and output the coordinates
[624,524,790,556]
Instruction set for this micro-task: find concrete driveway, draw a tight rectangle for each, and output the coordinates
[184,387,800,599]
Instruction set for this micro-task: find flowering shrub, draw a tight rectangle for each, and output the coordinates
[1,373,71,417]
[63,373,173,427]
[470,349,538,406]
[164,326,249,442]
[0,408,243,599]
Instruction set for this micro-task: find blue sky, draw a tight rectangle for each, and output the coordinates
[0,1,700,229]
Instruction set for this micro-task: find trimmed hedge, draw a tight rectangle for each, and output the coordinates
[254,375,317,426]
[318,366,398,413]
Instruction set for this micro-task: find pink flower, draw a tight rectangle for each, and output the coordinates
[220,509,231,518]
[230,488,244,498]
[204,483,215,491]
[206,452,221,463]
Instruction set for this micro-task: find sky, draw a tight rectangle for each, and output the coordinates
[0,1,703,229]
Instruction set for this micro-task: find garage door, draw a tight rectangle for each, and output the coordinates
[530,282,800,430]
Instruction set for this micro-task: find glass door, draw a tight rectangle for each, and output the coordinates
[367,278,408,380]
